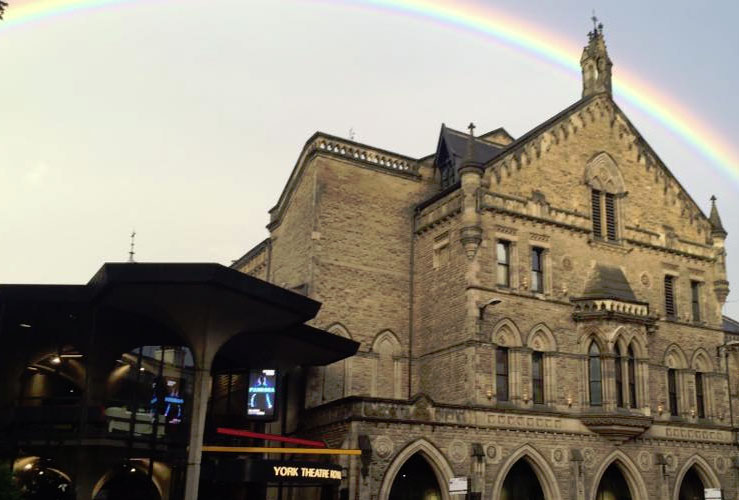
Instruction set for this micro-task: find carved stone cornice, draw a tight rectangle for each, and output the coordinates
[579,413,653,444]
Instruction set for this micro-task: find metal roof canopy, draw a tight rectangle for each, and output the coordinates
[0,263,358,370]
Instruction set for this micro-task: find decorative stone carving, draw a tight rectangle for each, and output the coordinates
[562,257,573,271]
[715,455,727,473]
[374,436,394,459]
[663,452,677,472]
[486,444,502,464]
[640,272,651,288]
[637,451,651,471]
[552,447,567,467]
[449,440,467,464]
[582,447,596,468]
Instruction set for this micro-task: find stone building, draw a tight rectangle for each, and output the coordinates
[234,27,739,500]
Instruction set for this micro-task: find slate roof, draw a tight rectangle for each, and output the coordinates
[580,265,641,303]
[435,125,505,169]
[723,315,739,335]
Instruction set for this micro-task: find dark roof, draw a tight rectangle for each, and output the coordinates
[436,125,504,169]
[580,265,640,303]
[723,316,739,334]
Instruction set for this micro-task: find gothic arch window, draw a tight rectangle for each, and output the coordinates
[614,343,624,408]
[664,345,689,418]
[588,341,603,407]
[371,330,402,399]
[585,152,625,241]
[627,345,637,408]
[526,325,557,406]
[322,324,353,402]
[493,320,523,405]
[691,349,715,420]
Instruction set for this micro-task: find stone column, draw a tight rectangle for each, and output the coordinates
[183,365,212,500]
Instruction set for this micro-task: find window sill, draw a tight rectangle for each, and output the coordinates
[588,237,632,254]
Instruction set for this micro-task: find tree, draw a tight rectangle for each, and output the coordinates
[0,463,21,500]
[0,2,7,21]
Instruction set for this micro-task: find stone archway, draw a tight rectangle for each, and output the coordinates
[590,451,648,500]
[378,439,454,500]
[672,455,721,500]
[492,444,562,500]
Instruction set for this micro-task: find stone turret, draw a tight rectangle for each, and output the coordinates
[458,123,484,260]
[709,196,730,307]
[581,22,613,98]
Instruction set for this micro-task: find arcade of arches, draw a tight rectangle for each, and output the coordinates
[383,447,717,500]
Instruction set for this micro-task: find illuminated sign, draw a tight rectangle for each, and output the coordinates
[245,460,342,484]
[247,369,277,419]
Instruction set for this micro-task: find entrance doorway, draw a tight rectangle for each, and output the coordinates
[500,459,545,500]
[388,454,442,500]
[678,467,705,500]
[93,468,160,500]
[595,464,632,500]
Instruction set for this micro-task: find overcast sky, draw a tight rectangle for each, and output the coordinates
[1,0,738,317]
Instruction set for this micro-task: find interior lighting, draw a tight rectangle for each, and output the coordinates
[50,356,61,365]
[23,464,33,471]
[19,323,31,328]
[60,354,83,359]
[38,471,44,476]
[130,467,136,473]
[139,367,145,372]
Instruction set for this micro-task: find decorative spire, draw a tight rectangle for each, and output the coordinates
[709,195,727,238]
[464,122,477,164]
[581,17,612,98]
[128,230,137,263]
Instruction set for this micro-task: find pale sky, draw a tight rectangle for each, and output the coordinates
[1,0,738,318]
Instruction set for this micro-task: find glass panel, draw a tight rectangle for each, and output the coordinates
[628,346,637,408]
[668,369,679,416]
[589,342,602,406]
[532,351,544,404]
[496,348,509,402]
[696,373,705,418]
[497,242,510,287]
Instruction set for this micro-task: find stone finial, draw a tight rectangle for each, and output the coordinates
[709,195,727,238]
[580,21,612,98]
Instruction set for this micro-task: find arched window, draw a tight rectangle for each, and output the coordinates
[627,345,637,408]
[695,372,705,419]
[585,152,625,242]
[668,368,679,417]
[496,347,509,402]
[588,342,602,406]
[615,343,624,408]
[531,351,544,405]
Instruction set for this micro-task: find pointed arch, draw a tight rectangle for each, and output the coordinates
[585,152,625,194]
[492,318,523,347]
[577,328,606,354]
[326,322,352,340]
[371,330,402,355]
[590,450,648,500]
[672,454,721,500]
[322,323,353,402]
[492,444,562,500]
[371,330,402,398]
[526,324,557,352]
[664,344,689,369]
[378,439,454,500]
[690,348,714,372]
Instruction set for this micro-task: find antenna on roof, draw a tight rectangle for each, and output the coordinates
[128,230,136,263]
[591,10,598,31]
[349,128,356,141]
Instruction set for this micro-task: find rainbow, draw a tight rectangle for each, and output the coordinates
[3,0,738,186]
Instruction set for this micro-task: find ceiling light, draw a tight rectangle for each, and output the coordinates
[19,323,31,328]
[60,354,83,359]
[130,467,136,473]
[23,464,33,471]
[139,367,145,372]
[50,356,61,365]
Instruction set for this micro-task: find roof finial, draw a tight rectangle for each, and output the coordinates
[349,127,356,141]
[591,10,598,31]
[128,230,136,263]
[711,195,717,203]
[709,196,727,238]
[468,122,476,136]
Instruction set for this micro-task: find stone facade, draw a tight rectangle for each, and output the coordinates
[234,28,737,500]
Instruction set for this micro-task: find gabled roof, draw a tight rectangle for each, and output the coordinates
[433,124,505,170]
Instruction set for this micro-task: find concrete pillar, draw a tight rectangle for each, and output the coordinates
[183,366,212,500]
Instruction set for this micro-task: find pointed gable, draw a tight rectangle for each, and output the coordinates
[434,124,507,189]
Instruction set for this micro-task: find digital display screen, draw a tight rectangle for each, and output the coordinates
[151,376,184,424]
[247,369,277,418]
